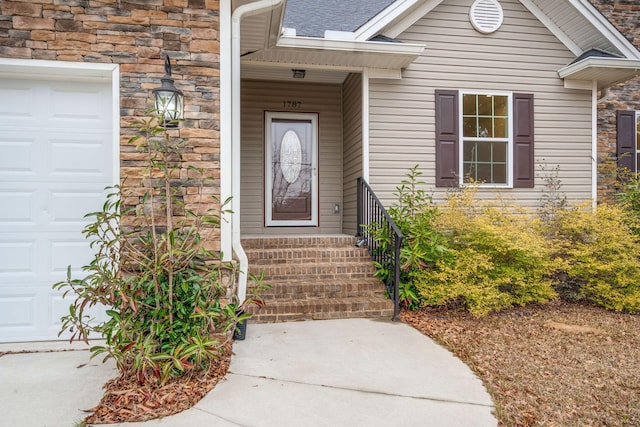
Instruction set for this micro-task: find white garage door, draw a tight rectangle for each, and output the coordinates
[0,77,115,342]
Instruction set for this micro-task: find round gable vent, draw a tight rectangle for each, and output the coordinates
[470,0,504,34]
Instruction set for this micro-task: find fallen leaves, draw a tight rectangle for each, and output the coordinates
[402,302,640,426]
[84,342,232,424]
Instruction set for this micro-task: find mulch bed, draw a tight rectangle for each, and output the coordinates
[402,301,640,426]
[85,342,232,424]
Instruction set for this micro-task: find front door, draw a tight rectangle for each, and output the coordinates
[265,112,318,226]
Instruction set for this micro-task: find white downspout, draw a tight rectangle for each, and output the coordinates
[231,0,285,303]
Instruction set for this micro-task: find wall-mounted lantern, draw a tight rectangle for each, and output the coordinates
[152,56,183,127]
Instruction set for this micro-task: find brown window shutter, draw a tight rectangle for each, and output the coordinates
[617,110,636,172]
[435,89,459,187]
[513,93,534,188]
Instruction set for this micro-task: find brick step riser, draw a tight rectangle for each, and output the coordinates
[242,237,358,251]
[247,256,375,266]
[248,265,377,276]
[246,299,394,323]
[249,284,388,299]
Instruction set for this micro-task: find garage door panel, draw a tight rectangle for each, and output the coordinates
[0,240,36,277]
[47,85,112,127]
[0,291,36,328]
[50,132,113,182]
[50,238,96,281]
[0,190,38,225]
[50,190,108,225]
[0,137,38,177]
[0,84,37,123]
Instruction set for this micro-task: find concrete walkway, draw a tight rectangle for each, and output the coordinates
[0,319,497,427]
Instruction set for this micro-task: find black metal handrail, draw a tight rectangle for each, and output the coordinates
[356,177,403,321]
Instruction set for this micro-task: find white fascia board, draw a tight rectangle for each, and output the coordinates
[563,79,593,90]
[277,35,424,56]
[383,0,444,39]
[354,0,422,41]
[324,30,356,40]
[569,0,640,60]
[0,57,117,82]
[241,59,401,79]
[519,0,582,56]
[558,57,640,79]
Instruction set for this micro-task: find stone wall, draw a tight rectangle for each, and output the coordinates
[0,0,222,249]
[589,0,640,200]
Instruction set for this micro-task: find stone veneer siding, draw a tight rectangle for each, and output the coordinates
[0,0,222,249]
[590,0,640,200]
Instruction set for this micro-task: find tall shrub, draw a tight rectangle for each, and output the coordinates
[552,203,640,313]
[413,185,557,316]
[54,115,265,385]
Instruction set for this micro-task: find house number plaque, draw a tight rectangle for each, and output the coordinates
[283,100,302,109]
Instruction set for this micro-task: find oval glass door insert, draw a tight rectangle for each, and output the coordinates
[280,129,302,183]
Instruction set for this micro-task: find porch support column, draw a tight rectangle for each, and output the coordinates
[362,68,370,181]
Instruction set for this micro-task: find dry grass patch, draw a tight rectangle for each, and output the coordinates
[402,302,640,426]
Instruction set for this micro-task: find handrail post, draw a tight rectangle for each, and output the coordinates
[356,177,362,237]
[393,234,402,321]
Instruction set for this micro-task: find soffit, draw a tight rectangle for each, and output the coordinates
[558,57,640,90]
[524,0,640,59]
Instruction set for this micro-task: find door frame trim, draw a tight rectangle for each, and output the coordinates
[264,111,319,227]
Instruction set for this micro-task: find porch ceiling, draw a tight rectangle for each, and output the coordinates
[242,36,424,74]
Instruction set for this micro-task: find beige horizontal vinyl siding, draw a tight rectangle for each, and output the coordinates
[240,80,343,235]
[342,73,362,236]
[369,0,593,209]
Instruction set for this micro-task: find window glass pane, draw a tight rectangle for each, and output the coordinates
[477,141,492,162]
[477,95,492,116]
[476,164,492,182]
[494,96,508,116]
[463,161,475,181]
[494,118,507,138]
[463,141,476,162]
[463,117,477,137]
[493,164,506,183]
[478,117,492,138]
[493,142,507,162]
[463,94,477,115]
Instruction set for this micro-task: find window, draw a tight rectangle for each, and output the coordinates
[616,110,640,172]
[435,90,534,188]
[461,93,510,185]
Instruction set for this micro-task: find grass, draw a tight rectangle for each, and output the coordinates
[401,301,640,426]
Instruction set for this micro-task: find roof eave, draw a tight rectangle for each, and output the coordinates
[273,35,425,69]
[558,57,640,90]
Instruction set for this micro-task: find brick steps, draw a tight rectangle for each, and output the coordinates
[243,236,393,323]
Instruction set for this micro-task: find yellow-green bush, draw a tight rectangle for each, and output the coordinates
[551,203,640,313]
[413,186,557,317]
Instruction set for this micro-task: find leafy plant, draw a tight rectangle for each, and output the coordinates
[414,184,557,316]
[53,113,266,385]
[367,166,446,310]
[550,202,640,313]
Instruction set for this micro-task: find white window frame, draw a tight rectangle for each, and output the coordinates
[458,90,513,188]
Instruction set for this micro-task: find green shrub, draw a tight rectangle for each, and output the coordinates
[413,186,557,316]
[53,114,267,385]
[370,166,446,310]
[551,202,640,313]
